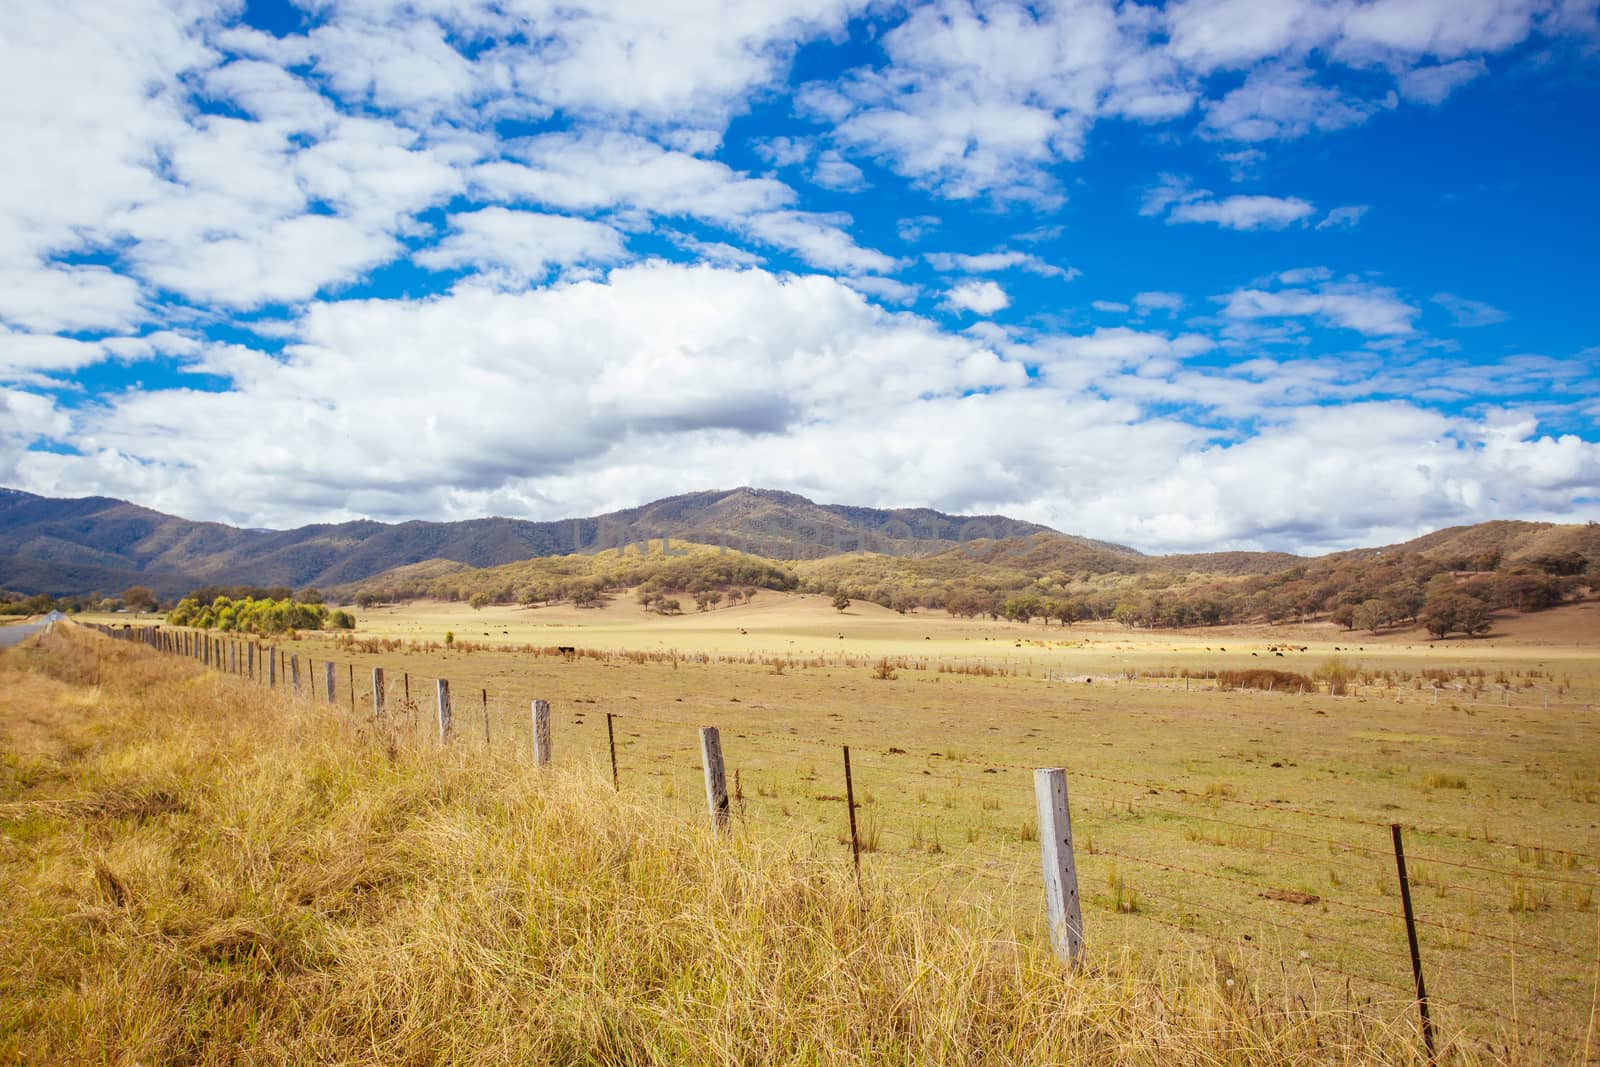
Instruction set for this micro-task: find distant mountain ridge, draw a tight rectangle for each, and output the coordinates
[2,486,1594,599]
[0,487,1055,596]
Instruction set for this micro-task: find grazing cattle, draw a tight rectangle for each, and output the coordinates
[557,646,576,660]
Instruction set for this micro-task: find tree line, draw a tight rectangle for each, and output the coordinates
[167,595,354,634]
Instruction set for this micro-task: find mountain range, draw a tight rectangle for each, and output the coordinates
[1,485,1594,599]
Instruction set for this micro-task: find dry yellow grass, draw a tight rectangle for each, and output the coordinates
[0,623,1532,1065]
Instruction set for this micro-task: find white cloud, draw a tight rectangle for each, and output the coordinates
[1219,148,1268,181]
[808,0,1192,201]
[415,208,627,280]
[842,276,921,305]
[1142,175,1316,230]
[1399,58,1490,104]
[0,264,147,335]
[1433,292,1510,326]
[8,259,1595,553]
[294,0,867,128]
[812,150,867,191]
[474,131,790,222]
[1,0,1594,557]
[1316,204,1371,229]
[803,0,1579,203]
[1134,291,1186,315]
[741,212,900,274]
[755,136,815,167]
[925,250,1074,277]
[1171,194,1317,229]
[1203,64,1394,142]
[896,215,942,242]
[472,131,894,273]
[942,280,1011,315]
[1219,277,1420,335]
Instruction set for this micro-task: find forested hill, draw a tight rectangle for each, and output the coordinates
[0,486,1053,597]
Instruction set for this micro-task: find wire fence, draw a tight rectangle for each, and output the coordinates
[89,621,1600,1063]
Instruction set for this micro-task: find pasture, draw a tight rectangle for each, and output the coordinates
[78,595,1600,1060]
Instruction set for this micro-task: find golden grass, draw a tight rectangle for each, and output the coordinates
[0,625,1499,1065]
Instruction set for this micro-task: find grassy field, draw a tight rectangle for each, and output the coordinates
[70,596,1600,1062]
[1,624,1491,1065]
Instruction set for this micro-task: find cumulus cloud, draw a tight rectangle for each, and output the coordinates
[11,268,1594,553]
[415,209,627,281]
[0,0,1594,556]
[942,280,1011,315]
[1142,175,1316,230]
[1219,275,1420,335]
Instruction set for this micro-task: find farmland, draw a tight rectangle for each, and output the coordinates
[74,592,1600,1060]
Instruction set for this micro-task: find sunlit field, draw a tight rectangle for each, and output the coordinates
[70,596,1600,1061]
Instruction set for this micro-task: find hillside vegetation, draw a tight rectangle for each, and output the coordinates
[342,525,1596,636]
[0,627,1451,1065]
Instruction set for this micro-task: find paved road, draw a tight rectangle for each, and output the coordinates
[0,611,62,649]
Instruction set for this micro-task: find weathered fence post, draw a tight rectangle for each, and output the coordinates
[436,679,452,741]
[700,726,730,832]
[247,642,255,679]
[1391,824,1436,1061]
[531,700,551,766]
[372,667,385,717]
[290,655,301,693]
[268,649,277,688]
[481,688,490,746]
[606,712,619,789]
[325,661,336,705]
[843,745,861,883]
[1034,768,1085,967]
[348,664,354,713]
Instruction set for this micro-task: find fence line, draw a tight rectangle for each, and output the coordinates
[77,620,1599,1059]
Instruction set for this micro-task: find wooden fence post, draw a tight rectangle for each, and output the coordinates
[290,655,301,693]
[481,688,490,746]
[532,700,551,766]
[436,679,452,741]
[348,664,354,713]
[700,726,730,832]
[606,713,619,789]
[325,661,336,704]
[1034,768,1085,967]
[248,642,255,679]
[372,667,385,717]
[843,745,861,883]
[268,649,277,688]
[1391,824,1436,1061]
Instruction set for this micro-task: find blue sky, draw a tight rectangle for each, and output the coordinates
[0,0,1596,553]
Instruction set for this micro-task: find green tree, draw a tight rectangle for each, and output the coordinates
[832,592,851,613]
